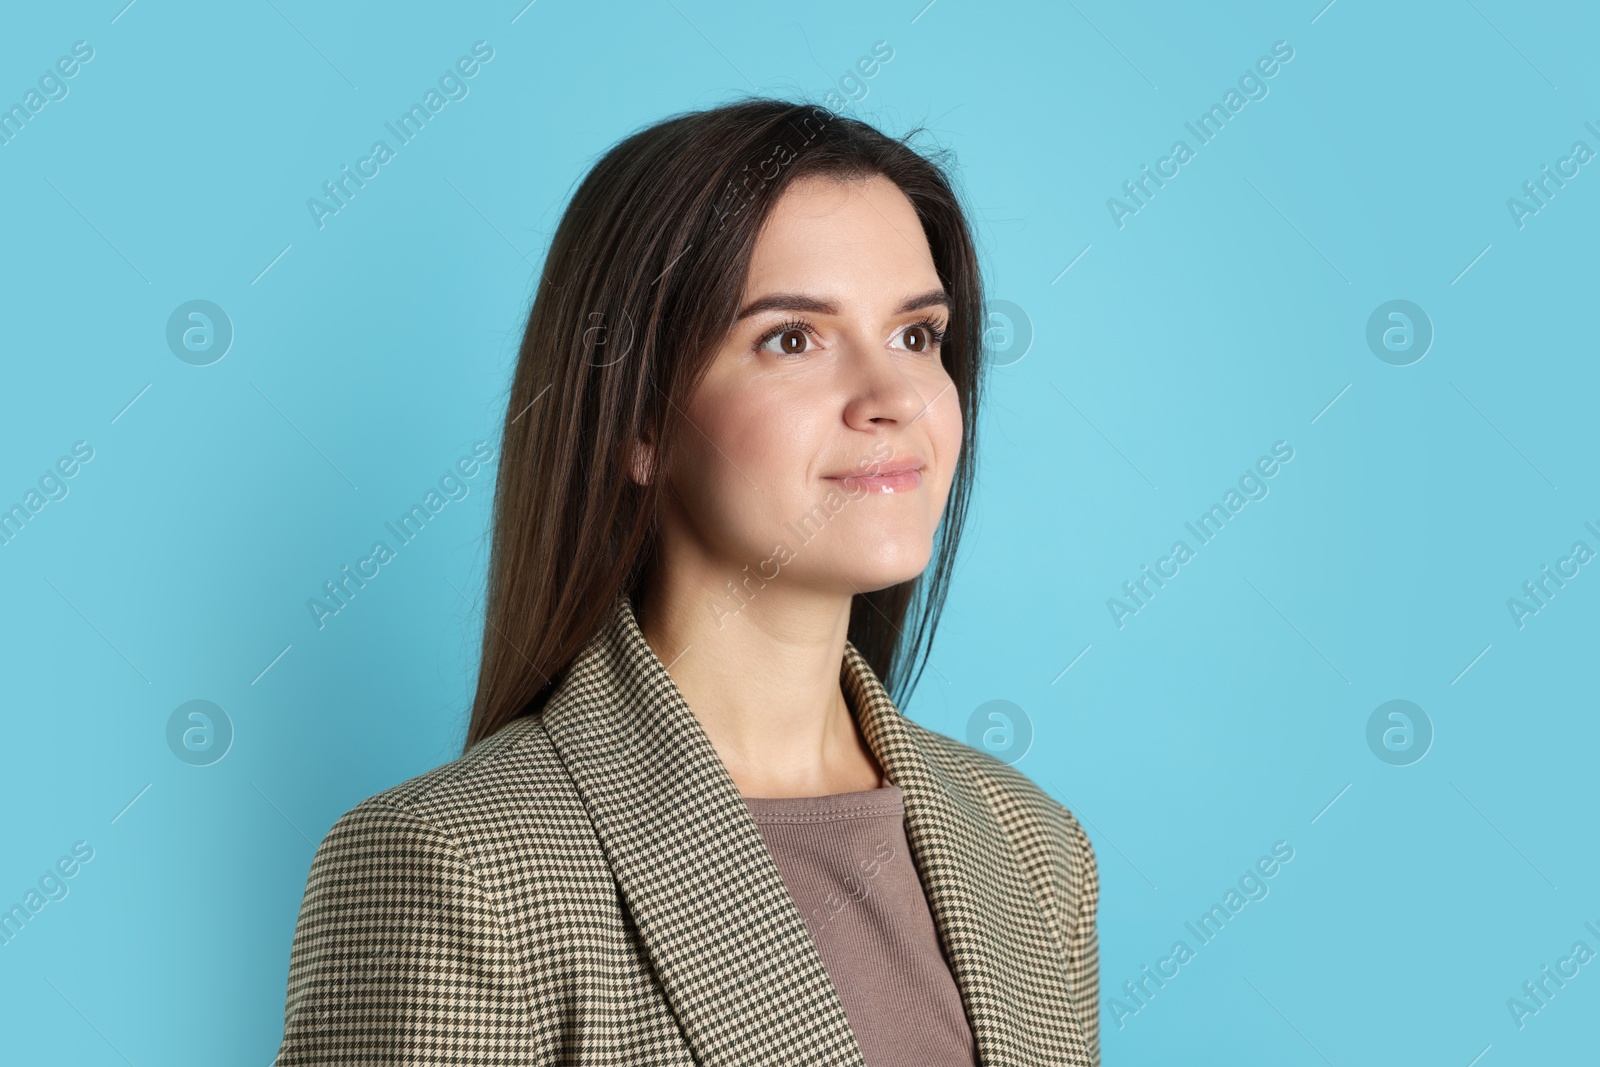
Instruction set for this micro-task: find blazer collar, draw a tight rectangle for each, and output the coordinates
[537,592,1094,1067]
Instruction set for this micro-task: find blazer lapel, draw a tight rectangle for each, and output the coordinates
[841,636,1097,1067]
[539,592,1093,1067]
[539,592,866,1066]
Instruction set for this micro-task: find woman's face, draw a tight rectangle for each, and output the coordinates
[651,174,964,602]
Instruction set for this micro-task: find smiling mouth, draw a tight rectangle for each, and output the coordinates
[825,466,924,494]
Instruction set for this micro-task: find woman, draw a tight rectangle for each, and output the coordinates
[272,98,1100,1067]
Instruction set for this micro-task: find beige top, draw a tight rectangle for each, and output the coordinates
[742,782,978,1067]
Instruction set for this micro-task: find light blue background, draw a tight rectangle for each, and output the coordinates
[2,0,1596,1062]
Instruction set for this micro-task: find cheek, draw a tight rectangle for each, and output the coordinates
[943,384,964,447]
[930,376,963,477]
[676,381,818,522]
[907,382,960,520]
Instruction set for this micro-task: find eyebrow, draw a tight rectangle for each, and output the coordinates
[733,287,950,323]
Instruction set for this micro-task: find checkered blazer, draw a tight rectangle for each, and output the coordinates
[271,592,1100,1065]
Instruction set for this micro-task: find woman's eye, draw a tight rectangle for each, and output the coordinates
[892,321,947,354]
[758,325,814,356]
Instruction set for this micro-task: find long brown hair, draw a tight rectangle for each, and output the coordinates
[463,97,987,751]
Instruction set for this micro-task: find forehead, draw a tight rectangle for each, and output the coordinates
[741,174,939,297]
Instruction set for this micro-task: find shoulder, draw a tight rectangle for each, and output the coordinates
[903,717,1098,922]
[312,714,595,889]
[277,721,563,1057]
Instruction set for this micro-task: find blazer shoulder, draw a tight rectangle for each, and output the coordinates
[321,714,583,866]
[277,721,552,1062]
[905,718,1097,921]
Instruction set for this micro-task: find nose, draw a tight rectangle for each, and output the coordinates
[838,339,935,431]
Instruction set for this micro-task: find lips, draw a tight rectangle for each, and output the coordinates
[836,468,922,493]
[823,455,926,494]
[822,455,925,480]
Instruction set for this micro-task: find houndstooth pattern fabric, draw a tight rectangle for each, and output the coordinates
[271,592,1100,1065]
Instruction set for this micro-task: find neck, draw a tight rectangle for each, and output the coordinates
[636,566,884,799]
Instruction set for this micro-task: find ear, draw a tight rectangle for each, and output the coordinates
[628,432,654,486]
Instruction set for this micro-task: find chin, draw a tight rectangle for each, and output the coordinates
[847,569,929,596]
[833,537,934,589]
